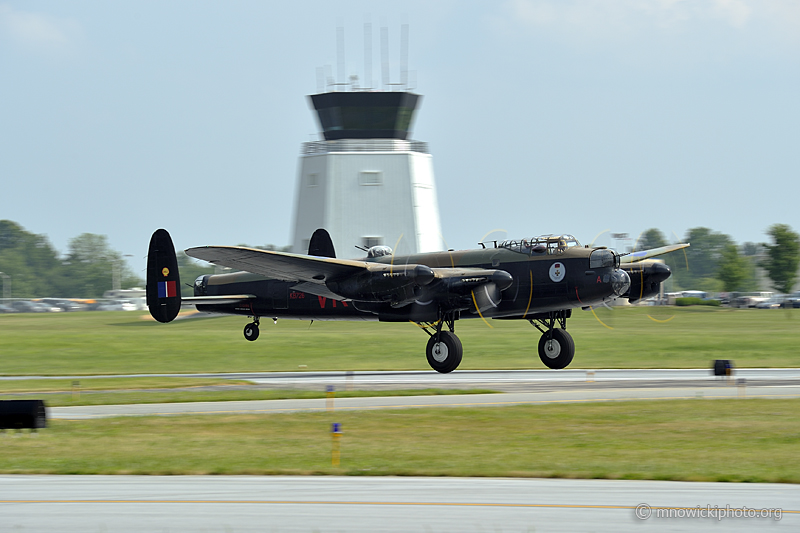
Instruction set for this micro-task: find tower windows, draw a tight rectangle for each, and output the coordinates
[359,171,382,186]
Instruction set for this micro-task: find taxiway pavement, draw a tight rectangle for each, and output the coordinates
[38,368,800,419]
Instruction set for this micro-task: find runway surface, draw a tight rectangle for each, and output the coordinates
[33,368,800,420]
[6,367,800,390]
[2,475,797,532]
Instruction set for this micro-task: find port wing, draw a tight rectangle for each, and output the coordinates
[184,246,368,284]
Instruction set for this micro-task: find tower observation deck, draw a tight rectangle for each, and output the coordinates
[291,90,444,257]
[310,91,420,140]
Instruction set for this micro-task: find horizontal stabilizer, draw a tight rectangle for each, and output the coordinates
[183,294,257,306]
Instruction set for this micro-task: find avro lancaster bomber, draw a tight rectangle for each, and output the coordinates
[147,229,688,372]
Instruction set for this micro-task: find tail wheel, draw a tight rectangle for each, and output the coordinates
[538,328,574,369]
[243,323,260,341]
[426,331,463,373]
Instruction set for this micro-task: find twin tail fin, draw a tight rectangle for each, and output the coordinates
[146,229,181,323]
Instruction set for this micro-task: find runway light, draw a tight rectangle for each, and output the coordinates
[331,423,342,467]
[326,385,335,412]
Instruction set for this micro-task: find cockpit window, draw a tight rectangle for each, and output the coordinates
[590,249,615,269]
[498,234,581,255]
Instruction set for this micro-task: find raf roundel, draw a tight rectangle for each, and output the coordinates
[549,262,566,283]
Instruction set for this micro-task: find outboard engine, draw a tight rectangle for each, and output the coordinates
[622,261,671,303]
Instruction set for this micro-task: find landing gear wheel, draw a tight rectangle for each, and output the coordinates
[426,331,463,373]
[538,328,574,369]
[243,322,260,341]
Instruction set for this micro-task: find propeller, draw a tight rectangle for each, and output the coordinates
[585,230,690,328]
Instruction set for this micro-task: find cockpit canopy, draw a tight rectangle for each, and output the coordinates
[498,234,581,255]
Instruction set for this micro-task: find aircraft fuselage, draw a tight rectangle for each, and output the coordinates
[193,245,625,322]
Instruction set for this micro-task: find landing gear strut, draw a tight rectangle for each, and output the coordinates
[419,314,463,373]
[244,318,260,341]
[529,311,575,369]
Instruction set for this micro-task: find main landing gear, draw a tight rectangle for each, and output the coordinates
[529,311,575,369]
[418,315,463,373]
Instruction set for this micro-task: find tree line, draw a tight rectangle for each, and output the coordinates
[636,224,800,294]
[0,220,144,299]
[0,221,288,299]
[2,219,798,299]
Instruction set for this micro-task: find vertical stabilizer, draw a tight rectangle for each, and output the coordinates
[308,228,336,258]
[146,229,181,323]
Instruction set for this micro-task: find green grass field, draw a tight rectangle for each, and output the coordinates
[1,307,799,375]
[3,310,799,481]
[2,399,798,482]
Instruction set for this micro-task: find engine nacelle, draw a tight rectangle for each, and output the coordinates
[621,261,671,303]
[326,264,435,304]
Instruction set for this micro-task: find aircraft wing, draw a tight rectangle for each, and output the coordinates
[184,246,367,283]
[620,243,690,264]
[185,245,513,306]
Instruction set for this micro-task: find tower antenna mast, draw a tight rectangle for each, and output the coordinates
[400,23,409,90]
[380,25,389,89]
[364,20,373,90]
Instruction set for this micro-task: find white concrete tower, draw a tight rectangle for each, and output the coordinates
[291,91,444,257]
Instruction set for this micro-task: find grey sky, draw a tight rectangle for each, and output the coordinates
[2,1,798,277]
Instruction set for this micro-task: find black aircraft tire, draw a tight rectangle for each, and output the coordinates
[244,323,260,342]
[426,331,463,373]
[538,328,574,369]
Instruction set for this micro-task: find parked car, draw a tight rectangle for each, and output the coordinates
[734,292,774,308]
[9,300,60,313]
[755,296,784,309]
[95,300,137,311]
[40,298,88,312]
[785,291,800,309]
[0,303,18,313]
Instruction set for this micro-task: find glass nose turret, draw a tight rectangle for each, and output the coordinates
[610,269,631,297]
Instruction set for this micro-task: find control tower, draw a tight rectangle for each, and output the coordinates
[291,90,444,256]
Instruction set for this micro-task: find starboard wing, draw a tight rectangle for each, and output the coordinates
[620,243,690,264]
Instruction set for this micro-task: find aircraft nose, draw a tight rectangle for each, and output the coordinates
[610,269,631,297]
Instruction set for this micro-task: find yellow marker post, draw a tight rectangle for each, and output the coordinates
[326,385,335,412]
[331,423,342,467]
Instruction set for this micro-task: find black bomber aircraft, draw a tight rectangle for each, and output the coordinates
[146,228,688,372]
